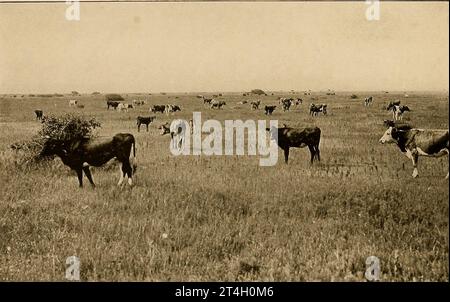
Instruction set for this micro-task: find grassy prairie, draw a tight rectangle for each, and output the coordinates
[0,91,448,281]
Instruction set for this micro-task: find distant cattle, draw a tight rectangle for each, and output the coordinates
[294,98,303,106]
[264,105,276,115]
[165,104,181,114]
[107,100,120,110]
[210,100,226,109]
[267,125,321,164]
[280,98,293,111]
[310,104,327,116]
[364,96,373,107]
[386,100,401,110]
[250,100,261,110]
[387,103,410,121]
[34,109,43,121]
[132,100,146,106]
[117,103,128,112]
[202,96,213,105]
[125,103,133,109]
[379,125,449,179]
[136,116,156,132]
[69,100,78,107]
[76,104,85,109]
[150,105,166,113]
[39,133,136,187]
[238,100,248,105]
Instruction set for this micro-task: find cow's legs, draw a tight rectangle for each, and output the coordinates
[146,124,149,132]
[315,144,321,162]
[308,145,315,164]
[118,164,125,186]
[82,165,95,188]
[137,124,140,132]
[76,169,83,187]
[411,152,419,178]
[283,148,289,164]
[122,161,133,186]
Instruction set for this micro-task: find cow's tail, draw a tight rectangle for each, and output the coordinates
[130,135,137,174]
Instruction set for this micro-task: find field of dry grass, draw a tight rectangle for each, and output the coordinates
[0,91,448,281]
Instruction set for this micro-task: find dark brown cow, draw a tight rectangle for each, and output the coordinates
[267,125,321,164]
[34,109,43,121]
[264,105,276,115]
[107,100,120,110]
[39,133,136,187]
[137,116,155,132]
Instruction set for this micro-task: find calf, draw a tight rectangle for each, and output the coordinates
[264,105,276,115]
[39,133,136,187]
[379,125,449,179]
[267,125,321,164]
[34,109,43,121]
[136,116,156,132]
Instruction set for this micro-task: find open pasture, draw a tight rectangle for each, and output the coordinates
[0,91,448,281]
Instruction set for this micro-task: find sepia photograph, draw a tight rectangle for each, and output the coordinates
[0,0,448,286]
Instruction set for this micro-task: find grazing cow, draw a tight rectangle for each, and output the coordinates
[69,100,78,107]
[150,105,166,113]
[117,103,128,112]
[364,96,373,107]
[281,98,293,111]
[165,104,181,114]
[250,100,261,110]
[136,116,155,132]
[210,100,226,109]
[34,109,43,121]
[267,125,321,164]
[264,105,276,115]
[386,100,401,110]
[294,98,303,106]
[125,103,133,109]
[388,104,410,121]
[76,104,85,109]
[107,100,120,110]
[310,104,327,116]
[39,133,136,187]
[202,96,213,105]
[238,100,248,105]
[379,125,449,179]
[132,99,145,106]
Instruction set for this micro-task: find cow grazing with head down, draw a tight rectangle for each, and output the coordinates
[39,133,136,187]
[267,125,321,164]
[150,105,166,113]
[34,109,43,121]
[107,100,120,110]
[136,116,155,132]
[210,100,226,109]
[310,104,327,116]
[379,124,449,179]
[250,100,261,110]
[264,105,276,115]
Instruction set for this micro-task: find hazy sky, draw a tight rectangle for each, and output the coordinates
[0,2,448,93]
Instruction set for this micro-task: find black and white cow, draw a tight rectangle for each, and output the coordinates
[387,104,410,121]
[379,125,449,179]
[364,96,373,107]
[150,105,166,113]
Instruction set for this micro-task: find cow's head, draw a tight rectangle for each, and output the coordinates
[159,123,170,135]
[379,127,399,144]
[40,136,67,157]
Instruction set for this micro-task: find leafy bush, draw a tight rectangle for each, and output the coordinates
[105,94,124,102]
[251,89,265,95]
[10,114,101,165]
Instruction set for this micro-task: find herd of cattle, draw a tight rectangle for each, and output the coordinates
[26,93,449,187]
